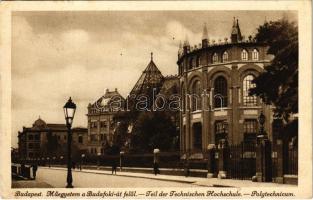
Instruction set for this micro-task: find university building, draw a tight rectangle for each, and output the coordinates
[177,18,273,157]
[87,88,125,154]
[17,117,88,159]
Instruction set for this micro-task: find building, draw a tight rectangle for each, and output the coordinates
[87,88,125,155]
[17,117,87,159]
[177,18,273,157]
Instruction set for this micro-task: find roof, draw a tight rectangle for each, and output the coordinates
[89,89,125,113]
[130,53,164,95]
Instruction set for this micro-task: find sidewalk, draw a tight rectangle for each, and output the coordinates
[43,166,296,188]
[12,179,53,188]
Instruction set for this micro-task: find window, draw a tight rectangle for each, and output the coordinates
[214,76,228,108]
[100,134,105,141]
[28,135,34,140]
[28,143,33,149]
[181,84,186,113]
[212,53,218,63]
[243,119,257,142]
[100,121,107,128]
[241,49,248,61]
[90,134,97,141]
[78,135,83,144]
[243,75,257,106]
[64,135,67,140]
[196,56,200,67]
[90,122,97,129]
[34,134,40,140]
[189,58,193,69]
[215,121,228,144]
[252,49,259,60]
[222,51,228,62]
[191,80,202,111]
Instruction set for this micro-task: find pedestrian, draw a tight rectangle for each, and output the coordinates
[112,159,117,175]
[153,162,159,176]
[184,160,190,177]
[31,163,38,180]
[72,161,76,170]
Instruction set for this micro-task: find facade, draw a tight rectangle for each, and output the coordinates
[17,117,88,159]
[177,18,273,157]
[87,88,125,155]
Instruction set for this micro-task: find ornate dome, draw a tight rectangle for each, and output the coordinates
[33,116,47,128]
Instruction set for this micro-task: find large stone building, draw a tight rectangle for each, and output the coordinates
[177,18,273,157]
[87,88,125,155]
[17,117,88,159]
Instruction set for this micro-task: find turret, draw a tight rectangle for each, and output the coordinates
[202,23,209,48]
[231,17,242,43]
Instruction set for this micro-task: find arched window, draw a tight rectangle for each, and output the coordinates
[196,56,200,67]
[212,53,218,63]
[241,49,248,61]
[189,58,193,69]
[252,49,259,61]
[214,76,227,108]
[191,80,202,111]
[243,74,257,106]
[222,51,229,62]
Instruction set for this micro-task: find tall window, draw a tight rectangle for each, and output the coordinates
[214,76,228,108]
[196,56,200,67]
[243,119,257,142]
[191,80,202,111]
[243,75,257,106]
[215,121,228,144]
[222,51,229,62]
[212,53,218,63]
[252,49,259,60]
[181,84,186,113]
[100,121,107,128]
[78,135,83,144]
[189,58,193,69]
[241,49,248,61]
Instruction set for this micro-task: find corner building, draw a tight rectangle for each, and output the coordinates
[177,18,273,157]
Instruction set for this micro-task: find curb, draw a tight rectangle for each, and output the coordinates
[42,167,196,184]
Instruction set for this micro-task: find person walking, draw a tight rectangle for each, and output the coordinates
[112,159,117,175]
[153,162,159,176]
[31,163,38,180]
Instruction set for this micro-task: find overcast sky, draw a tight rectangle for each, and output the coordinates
[11,11,297,147]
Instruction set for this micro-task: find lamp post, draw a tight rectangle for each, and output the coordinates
[47,157,50,168]
[63,97,76,188]
[97,152,101,169]
[119,151,124,171]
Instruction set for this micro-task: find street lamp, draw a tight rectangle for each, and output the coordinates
[119,151,124,171]
[63,97,76,188]
[97,152,101,169]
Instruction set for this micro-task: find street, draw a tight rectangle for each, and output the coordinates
[30,167,199,188]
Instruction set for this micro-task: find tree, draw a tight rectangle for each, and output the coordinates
[131,111,178,153]
[251,19,298,127]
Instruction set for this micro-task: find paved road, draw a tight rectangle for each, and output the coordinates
[35,168,199,188]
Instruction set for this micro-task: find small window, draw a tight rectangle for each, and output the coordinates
[28,135,34,140]
[212,53,218,63]
[252,49,259,61]
[34,134,40,140]
[241,49,248,61]
[64,135,67,140]
[28,143,33,149]
[222,51,228,62]
[90,122,98,128]
[78,135,83,144]
[100,121,107,128]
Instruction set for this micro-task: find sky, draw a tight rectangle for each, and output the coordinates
[11,11,297,147]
